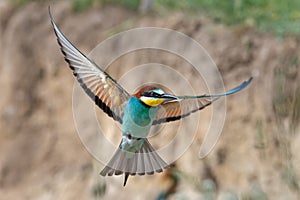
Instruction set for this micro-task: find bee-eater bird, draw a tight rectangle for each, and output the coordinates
[49,8,252,186]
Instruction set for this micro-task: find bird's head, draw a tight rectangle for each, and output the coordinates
[134,85,179,107]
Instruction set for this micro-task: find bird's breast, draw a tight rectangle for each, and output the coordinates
[122,97,158,138]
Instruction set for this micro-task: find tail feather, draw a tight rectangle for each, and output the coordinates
[100,139,168,186]
[130,152,137,176]
[143,139,165,173]
[115,149,126,175]
[137,147,146,175]
[100,146,123,176]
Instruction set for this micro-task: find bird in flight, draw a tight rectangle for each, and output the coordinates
[49,7,252,186]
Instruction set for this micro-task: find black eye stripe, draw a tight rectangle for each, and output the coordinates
[142,92,162,98]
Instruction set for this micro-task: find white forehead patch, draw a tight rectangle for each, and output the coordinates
[151,88,164,95]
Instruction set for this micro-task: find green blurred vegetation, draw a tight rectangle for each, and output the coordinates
[72,0,140,12]
[156,0,300,36]
[73,0,300,36]
[11,0,300,36]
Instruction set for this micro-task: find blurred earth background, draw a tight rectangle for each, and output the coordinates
[0,0,300,199]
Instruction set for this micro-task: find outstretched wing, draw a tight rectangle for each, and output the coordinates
[49,8,130,124]
[153,77,253,125]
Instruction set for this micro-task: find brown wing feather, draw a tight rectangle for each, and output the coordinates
[50,9,130,124]
[152,77,253,125]
[152,97,217,125]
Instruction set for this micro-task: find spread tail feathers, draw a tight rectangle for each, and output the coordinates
[100,139,169,186]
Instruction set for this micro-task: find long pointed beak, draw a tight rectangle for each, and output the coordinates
[160,93,179,103]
